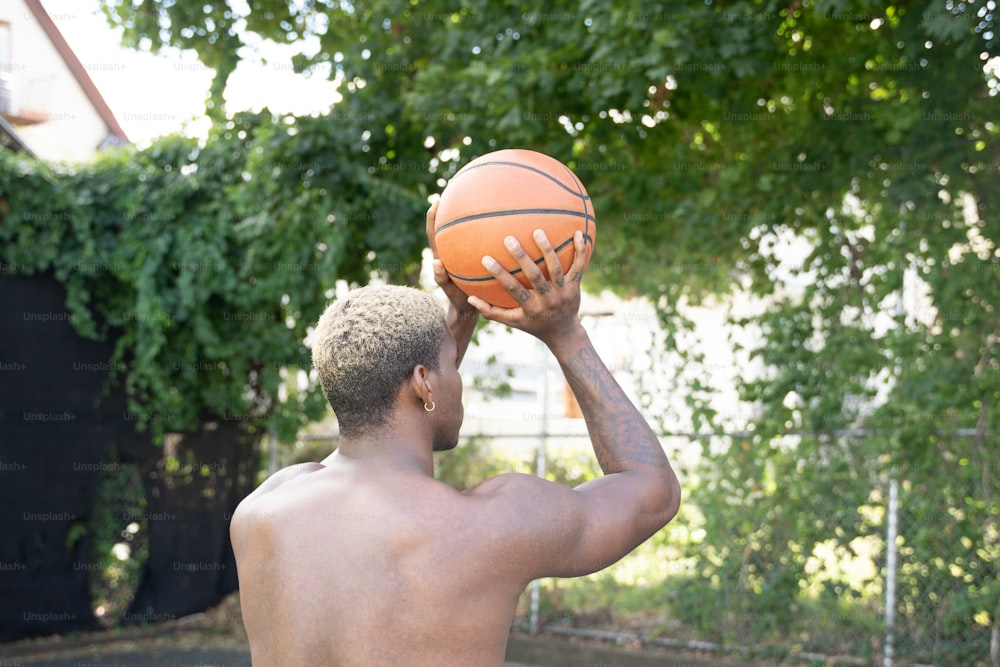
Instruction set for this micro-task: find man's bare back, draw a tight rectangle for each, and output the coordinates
[232,455,555,666]
[231,212,681,666]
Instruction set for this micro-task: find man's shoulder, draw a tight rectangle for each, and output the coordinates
[231,462,326,526]
[454,472,583,531]
[248,462,326,499]
[460,471,560,499]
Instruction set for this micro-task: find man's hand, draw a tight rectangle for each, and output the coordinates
[426,200,478,365]
[469,229,587,348]
[426,200,478,319]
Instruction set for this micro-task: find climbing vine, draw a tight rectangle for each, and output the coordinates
[0,108,432,441]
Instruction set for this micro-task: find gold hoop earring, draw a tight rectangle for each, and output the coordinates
[424,401,436,412]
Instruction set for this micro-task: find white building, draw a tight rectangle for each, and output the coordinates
[0,0,129,161]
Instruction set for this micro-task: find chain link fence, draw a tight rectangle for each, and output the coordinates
[887,471,999,666]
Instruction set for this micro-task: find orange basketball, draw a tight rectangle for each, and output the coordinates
[433,149,596,308]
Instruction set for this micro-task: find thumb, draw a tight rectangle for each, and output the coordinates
[468,295,519,326]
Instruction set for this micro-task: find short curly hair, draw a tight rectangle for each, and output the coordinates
[312,285,447,438]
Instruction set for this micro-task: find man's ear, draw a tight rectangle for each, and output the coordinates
[408,364,433,405]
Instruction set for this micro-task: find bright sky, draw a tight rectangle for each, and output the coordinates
[40,0,342,146]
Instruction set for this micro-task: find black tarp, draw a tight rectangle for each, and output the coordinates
[0,273,257,640]
[123,420,253,625]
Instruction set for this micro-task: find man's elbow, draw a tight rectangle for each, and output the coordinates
[650,468,682,529]
[663,470,682,523]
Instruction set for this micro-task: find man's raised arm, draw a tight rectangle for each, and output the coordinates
[550,320,677,481]
[426,201,479,365]
[466,229,681,580]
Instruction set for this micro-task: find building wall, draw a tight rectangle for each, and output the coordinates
[0,0,119,163]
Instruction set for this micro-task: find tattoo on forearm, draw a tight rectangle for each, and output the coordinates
[563,346,667,471]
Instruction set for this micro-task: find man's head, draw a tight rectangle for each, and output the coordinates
[312,285,459,445]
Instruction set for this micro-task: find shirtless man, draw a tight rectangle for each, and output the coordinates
[230,203,682,666]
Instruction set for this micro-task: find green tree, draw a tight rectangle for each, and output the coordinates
[1,109,429,439]
[35,0,1000,656]
[0,107,436,628]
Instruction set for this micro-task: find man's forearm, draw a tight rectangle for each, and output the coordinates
[449,306,478,367]
[549,324,668,474]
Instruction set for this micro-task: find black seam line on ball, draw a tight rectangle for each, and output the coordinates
[435,208,596,235]
[446,235,594,283]
[450,160,591,200]
[561,162,592,243]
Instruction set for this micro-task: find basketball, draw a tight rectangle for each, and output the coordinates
[433,149,596,308]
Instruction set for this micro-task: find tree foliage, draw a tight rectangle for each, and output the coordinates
[1,109,429,440]
[96,0,997,297]
[23,0,1000,656]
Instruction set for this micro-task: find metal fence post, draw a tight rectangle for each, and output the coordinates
[884,211,904,666]
[884,476,899,667]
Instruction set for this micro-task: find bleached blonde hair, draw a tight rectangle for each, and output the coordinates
[312,285,446,437]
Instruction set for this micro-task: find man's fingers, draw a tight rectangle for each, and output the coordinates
[434,259,479,314]
[467,293,518,326]
[503,236,549,294]
[482,254,533,307]
[432,259,457,295]
[426,200,440,257]
[533,229,564,289]
[432,259,451,287]
[475,229,585,326]
[467,294,498,317]
[568,231,587,283]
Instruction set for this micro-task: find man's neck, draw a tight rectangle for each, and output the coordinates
[324,431,434,477]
